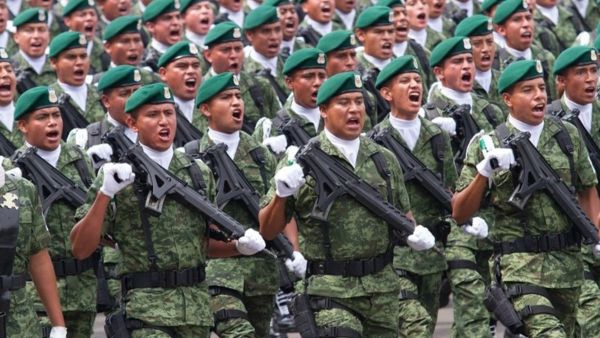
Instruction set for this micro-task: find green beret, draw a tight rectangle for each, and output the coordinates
[355,6,393,29]
[375,55,420,89]
[317,30,357,54]
[595,34,600,51]
[0,48,11,63]
[97,65,143,92]
[377,0,404,8]
[283,48,326,75]
[244,6,279,30]
[455,15,493,37]
[481,0,502,13]
[180,0,214,13]
[103,15,142,41]
[14,86,59,120]
[263,0,292,6]
[205,22,242,47]
[63,0,95,17]
[143,0,181,23]
[498,59,543,93]
[157,41,201,68]
[553,46,598,76]
[125,83,175,114]
[196,72,240,105]
[49,31,87,58]
[13,8,47,28]
[493,0,528,25]
[317,71,363,106]
[430,36,472,68]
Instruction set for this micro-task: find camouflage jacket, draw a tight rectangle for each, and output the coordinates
[12,52,57,87]
[191,132,279,296]
[565,0,600,33]
[88,37,111,74]
[456,117,596,288]
[424,26,445,51]
[49,82,105,123]
[243,53,289,100]
[297,19,344,47]
[142,45,163,72]
[261,132,408,297]
[75,149,217,327]
[4,176,50,338]
[280,37,308,61]
[534,6,579,56]
[373,117,457,274]
[473,68,502,107]
[0,117,24,151]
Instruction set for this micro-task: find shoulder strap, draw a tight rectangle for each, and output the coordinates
[85,121,104,147]
[546,100,563,115]
[183,140,201,158]
[494,122,512,146]
[430,133,446,181]
[184,155,206,193]
[248,147,269,194]
[246,76,266,111]
[72,146,93,188]
[370,151,393,204]
[482,103,500,128]
[408,39,430,72]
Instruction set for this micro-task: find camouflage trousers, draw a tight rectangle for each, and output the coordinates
[575,266,600,337]
[210,293,274,338]
[397,270,443,338]
[312,291,399,338]
[445,245,493,338]
[40,311,95,338]
[131,325,211,338]
[507,283,580,338]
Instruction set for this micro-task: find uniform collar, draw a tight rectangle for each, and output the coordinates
[408,28,427,48]
[207,128,240,159]
[305,16,332,37]
[324,128,360,167]
[291,98,320,130]
[363,52,391,70]
[140,142,174,169]
[508,114,544,147]
[564,94,593,132]
[428,16,443,33]
[27,142,61,167]
[335,8,356,30]
[393,41,407,57]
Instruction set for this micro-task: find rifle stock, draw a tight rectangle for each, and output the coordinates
[58,94,90,141]
[280,118,311,147]
[173,109,203,148]
[448,104,477,167]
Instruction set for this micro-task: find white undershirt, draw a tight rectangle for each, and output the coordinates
[151,39,171,54]
[207,128,240,159]
[0,102,14,131]
[7,0,22,17]
[475,69,492,93]
[408,28,427,48]
[537,5,559,25]
[505,45,532,60]
[389,114,421,151]
[248,47,278,77]
[174,96,195,123]
[440,84,472,106]
[185,30,206,49]
[291,98,320,130]
[27,142,61,167]
[247,0,261,10]
[565,94,593,132]
[393,41,407,57]
[140,142,173,169]
[363,52,391,70]
[219,7,244,27]
[452,0,474,17]
[493,31,506,49]
[573,0,589,18]
[20,51,46,74]
[0,31,9,49]
[324,128,360,167]
[86,40,93,57]
[305,17,333,37]
[335,8,356,30]
[508,114,544,147]
[58,81,88,111]
[428,16,443,33]
[106,115,138,143]
[281,39,294,54]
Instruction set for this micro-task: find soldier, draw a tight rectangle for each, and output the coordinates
[333,0,357,30]
[184,71,280,338]
[493,0,556,101]
[425,36,503,338]
[96,0,133,32]
[12,85,95,338]
[548,46,600,337]
[566,0,599,33]
[216,0,246,27]
[0,0,16,55]
[48,32,104,125]
[181,0,216,50]
[533,0,581,56]
[453,59,600,337]
[373,55,457,337]
[203,22,281,133]
[141,0,184,72]
[443,0,479,26]
[243,6,289,104]
[70,82,267,337]
[454,15,502,105]
[297,0,343,46]
[0,49,24,148]
[259,71,436,338]
[25,0,66,37]
[406,0,444,50]
[264,0,307,60]
[12,8,57,91]
[427,0,456,38]
[317,30,357,76]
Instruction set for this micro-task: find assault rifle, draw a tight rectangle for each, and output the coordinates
[12,147,86,214]
[173,108,203,148]
[15,68,36,94]
[58,94,90,141]
[0,132,16,157]
[447,104,477,167]
[363,69,390,124]
[502,130,600,243]
[103,130,248,240]
[371,127,452,212]
[278,117,312,148]
[295,140,416,235]
[257,69,288,105]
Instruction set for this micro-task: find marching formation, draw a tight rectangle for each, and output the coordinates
[1,0,600,337]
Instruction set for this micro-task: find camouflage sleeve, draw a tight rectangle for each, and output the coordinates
[490,102,507,126]
[23,178,50,254]
[251,118,268,144]
[455,132,486,192]
[65,128,88,150]
[440,130,458,191]
[257,77,283,117]
[566,123,598,190]
[73,171,114,235]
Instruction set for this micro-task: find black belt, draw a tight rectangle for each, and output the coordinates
[52,253,99,278]
[584,270,596,280]
[121,265,205,292]
[493,231,580,255]
[307,250,393,277]
[0,274,27,291]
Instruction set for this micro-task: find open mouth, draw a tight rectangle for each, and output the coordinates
[461,72,472,82]
[0,83,11,93]
[585,86,595,95]
[408,91,420,102]
[532,103,545,114]
[285,20,295,28]
[481,54,491,62]
[31,41,43,48]
[232,108,243,121]
[229,62,239,71]
[521,31,532,39]
[170,29,180,38]
[347,117,360,127]
[417,12,426,20]
[184,78,197,89]
[382,42,392,51]
[46,130,60,140]
[199,17,210,25]
[321,4,331,13]
[84,24,94,33]
[127,53,139,63]
[267,42,279,51]
[158,128,170,140]
[73,69,85,78]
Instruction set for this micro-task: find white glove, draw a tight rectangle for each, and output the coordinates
[263,135,288,154]
[236,228,266,255]
[5,167,21,180]
[175,147,186,153]
[275,163,305,197]
[593,243,600,258]
[476,148,515,177]
[407,225,436,251]
[257,117,272,141]
[431,117,457,136]
[86,143,113,167]
[100,163,135,198]
[49,326,67,338]
[285,251,307,278]
[285,145,299,162]
[462,216,489,239]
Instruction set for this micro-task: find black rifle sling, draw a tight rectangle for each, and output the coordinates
[430,133,446,182]
[482,104,500,128]
[86,121,109,148]
[249,147,269,194]
[72,147,93,188]
[184,155,206,193]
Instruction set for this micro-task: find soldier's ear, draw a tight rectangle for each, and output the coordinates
[379,86,392,102]
[199,103,211,118]
[502,92,513,109]
[158,67,168,82]
[432,65,443,81]
[319,105,327,120]
[203,49,212,63]
[16,118,28,135]
[496,24,507,38]
[145,22,156,36]
[245,30,255,45]
[125,114,137,131]
[284,75,294,91]
[49,57,58,70]
[355,29,366,43]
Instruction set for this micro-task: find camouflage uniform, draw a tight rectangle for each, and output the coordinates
[373,117,457,337]
[423,26,445,52]
[564,0,600,34]
[75,149,216,337]
[297,19,344,47]
[13,142,97,338]
[456,117,597,337]
[243,53,290,101]
[0,121,24,149]
[428,17,456,39]
[3,176,50,338]
[48,82,105,123]
[533,7,579,57]
[261,132,407,338]
[190,132,279,338]
[11,52,57,87]
[88,37,111,74]
[142,46,163,72]
[473,68,502,107]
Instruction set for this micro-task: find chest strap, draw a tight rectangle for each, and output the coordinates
[306,249,393,277]
[493,231,580,255]
[52,250,99,277]
[0,274,26,291]
[120,265,205,292]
